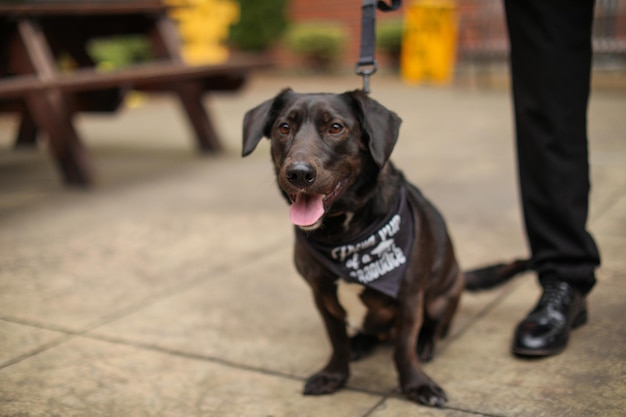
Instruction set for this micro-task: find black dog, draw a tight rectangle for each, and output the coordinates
[242,89,526,407]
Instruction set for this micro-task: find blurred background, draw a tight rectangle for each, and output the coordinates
[1,0,625,189]
[85,0,626,88]
[1,0,624,188]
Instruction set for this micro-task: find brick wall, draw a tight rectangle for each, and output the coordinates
[272,0,626,71]
[274,0,404,70]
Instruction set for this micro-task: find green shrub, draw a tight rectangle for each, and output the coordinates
[376,19,404,70]
[377,19,404,55]
[284,22,348,71]
[229,0,288,51]
[88,36,152,70]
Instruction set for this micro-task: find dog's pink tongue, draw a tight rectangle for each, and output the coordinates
[290,194,324,226]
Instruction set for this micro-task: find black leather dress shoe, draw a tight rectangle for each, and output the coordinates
[512,278,588,357]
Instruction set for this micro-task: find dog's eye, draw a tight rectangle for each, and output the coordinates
[329,123,344,134]
[278,123,290,135]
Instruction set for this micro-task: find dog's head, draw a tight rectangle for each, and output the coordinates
[242,89,402,231]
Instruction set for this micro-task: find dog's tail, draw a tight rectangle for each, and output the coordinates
[464,258,531,291]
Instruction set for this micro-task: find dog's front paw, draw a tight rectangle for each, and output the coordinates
[303,369,348,395]
[403,381,448,408]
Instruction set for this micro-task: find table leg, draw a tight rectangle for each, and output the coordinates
[14,108,39,148]
[174,82,223,153]
[25,91,94,186]
[17,18,94,186]
[149,14,223,152]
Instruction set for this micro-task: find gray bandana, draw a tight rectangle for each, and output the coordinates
[297,186,415,298]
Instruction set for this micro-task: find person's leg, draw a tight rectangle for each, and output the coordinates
[503,0,601,356]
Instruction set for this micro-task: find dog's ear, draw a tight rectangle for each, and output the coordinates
[344,90,402,167]
[242,88,294,157]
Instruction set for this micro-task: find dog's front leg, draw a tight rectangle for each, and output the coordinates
[395,289,448,407]
[303,278,351,396]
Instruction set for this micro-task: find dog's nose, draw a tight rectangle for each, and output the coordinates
[286,162,316,187]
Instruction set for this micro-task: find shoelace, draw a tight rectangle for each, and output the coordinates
[538,279,572,308]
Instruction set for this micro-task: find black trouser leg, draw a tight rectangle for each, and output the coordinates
[503,0,600,294]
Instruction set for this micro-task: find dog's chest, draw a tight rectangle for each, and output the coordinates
[337,281,367,335]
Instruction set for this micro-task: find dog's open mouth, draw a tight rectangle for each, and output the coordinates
[289,180,345,228]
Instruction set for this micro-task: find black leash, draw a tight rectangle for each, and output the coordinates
[355,0,402,93]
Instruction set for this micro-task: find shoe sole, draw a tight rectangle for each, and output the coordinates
[511,309,588,358]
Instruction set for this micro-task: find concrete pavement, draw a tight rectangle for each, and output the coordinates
[0,74,624,416]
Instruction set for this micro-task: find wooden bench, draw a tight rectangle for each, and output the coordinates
[0,61,259,100]
[0,1,270,186]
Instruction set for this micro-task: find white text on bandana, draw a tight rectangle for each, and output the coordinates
[297,186,415,298]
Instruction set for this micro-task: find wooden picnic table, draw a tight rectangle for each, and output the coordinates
[0,1,269,186]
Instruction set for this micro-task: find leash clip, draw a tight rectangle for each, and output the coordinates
[355,0,400,94]
[355,61,378,94]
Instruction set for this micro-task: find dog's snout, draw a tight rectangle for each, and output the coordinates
[286,162,316,187]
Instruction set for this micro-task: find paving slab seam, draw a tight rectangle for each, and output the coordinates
[0,317,391,402]
[442,406,508,417]
[360,396,387,417]
[589,184,626,223]
[435,276,527,356]
[75,237,289,329]
[77,331,393,399]
[0,241,286,370]
[364,389,510,417]
[0,315,79,335]
[0,333,74,370]
[0,260,253,341]
[5,238,286,336]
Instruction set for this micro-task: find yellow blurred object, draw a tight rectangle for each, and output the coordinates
[400,0,458,85]
[164,0,239,65]
[125,91,147,109]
